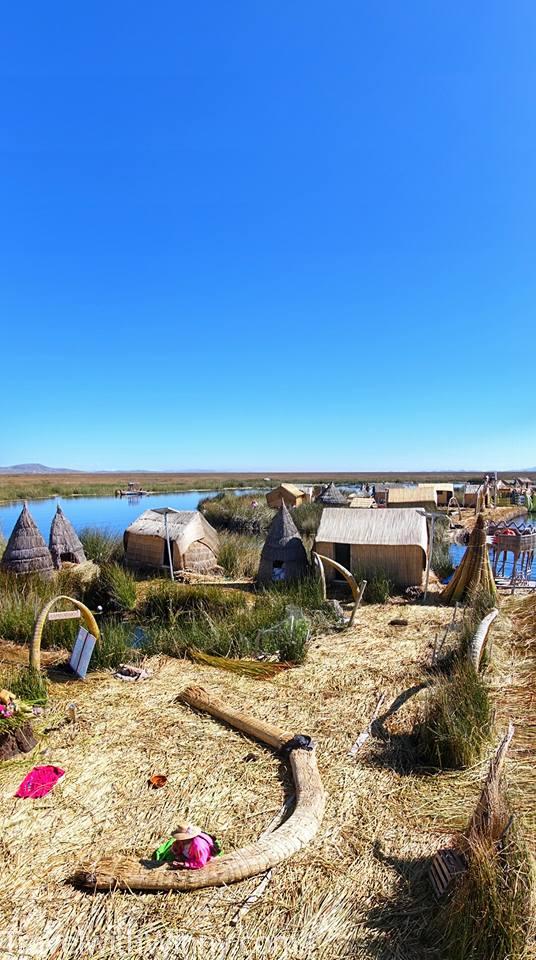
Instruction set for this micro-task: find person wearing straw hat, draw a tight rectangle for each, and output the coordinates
[169,823,220,870]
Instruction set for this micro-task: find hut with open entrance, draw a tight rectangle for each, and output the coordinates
[124,509,219,574]
[425,482,454,507]
[49,506,86,569]
[314,507,428,588]
[257,503,309,584]
[386,485,437,511]
[463,483,490,509]
[316,482,348,507]
[0,503,54,577]
[265,483,306,510]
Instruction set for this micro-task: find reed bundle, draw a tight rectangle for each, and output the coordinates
[187,648,288,679]
[442,514,497,604]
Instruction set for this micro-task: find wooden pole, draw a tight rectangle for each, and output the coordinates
[164,510,174,582]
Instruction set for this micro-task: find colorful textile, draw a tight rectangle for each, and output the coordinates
[15,765,65,799]
[152,838,175,862]
[174,833,217,869]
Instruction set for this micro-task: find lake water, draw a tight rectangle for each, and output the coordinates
[0,490,259,540]
[449,515,536,580]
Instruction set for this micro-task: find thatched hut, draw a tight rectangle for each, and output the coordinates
[315,507,428,587]
[428,482,454,507]
[316,482,348,507]
[49,506,86,569]
[463,483,490,509]
[124,508,219,573]
[257,503,309,584]
[387,485,437,511]
[266,483,305,510]
[348,496,376,509]
[0,503,54,576]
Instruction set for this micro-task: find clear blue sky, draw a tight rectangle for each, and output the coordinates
[1,2,534,471]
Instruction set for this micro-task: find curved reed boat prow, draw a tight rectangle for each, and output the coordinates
[71,684,326,893]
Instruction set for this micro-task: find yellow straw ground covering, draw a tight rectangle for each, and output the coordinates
[0,602,533,959]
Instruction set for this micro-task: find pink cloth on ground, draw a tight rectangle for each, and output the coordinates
[15,765,65,799]
[175,833,215,869]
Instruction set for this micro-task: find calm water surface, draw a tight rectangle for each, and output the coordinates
[0,490,259,539]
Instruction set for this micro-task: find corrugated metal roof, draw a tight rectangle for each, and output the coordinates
[315,507,428,551]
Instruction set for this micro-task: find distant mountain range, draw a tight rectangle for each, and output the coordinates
[0,463,81,474]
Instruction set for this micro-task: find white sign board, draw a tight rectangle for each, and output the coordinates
[69,627,96,679]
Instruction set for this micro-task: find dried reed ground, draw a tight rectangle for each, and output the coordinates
[0,602,532,960]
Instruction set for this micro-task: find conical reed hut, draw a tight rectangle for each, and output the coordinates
[49,505,86,569]
[316,482,347,506]
[0,503,54,576]
[442,514,496,604]
[257,502,309,583]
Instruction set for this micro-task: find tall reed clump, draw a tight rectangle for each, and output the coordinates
[217,532,262,578]
[89,620,137,670]
[0,570,85,647]
[84,563,137,613]
[417,658,492,768]
[79,527,124,564]
[138,581,248,623]
[292,502,323,538]
[365,571,392,604]
[431,517,454,580]
[435,827,534,960]
[0,664,49,704]
[199,493,272,535]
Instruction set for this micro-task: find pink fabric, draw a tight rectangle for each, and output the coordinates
[15,765,65,799]
[173,833,214,869]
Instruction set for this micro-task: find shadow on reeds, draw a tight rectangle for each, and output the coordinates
[362,841,439,958]
[367,682,435,777]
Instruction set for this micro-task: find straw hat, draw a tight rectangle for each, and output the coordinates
[172,824,202,841]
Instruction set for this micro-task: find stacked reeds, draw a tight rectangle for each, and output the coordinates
[442,514,496,604]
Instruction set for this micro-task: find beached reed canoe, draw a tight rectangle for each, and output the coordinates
[71,684,326,892]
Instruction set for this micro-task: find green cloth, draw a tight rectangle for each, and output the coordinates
[152,837,175,862]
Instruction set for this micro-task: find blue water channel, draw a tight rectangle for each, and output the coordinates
[0,490,259,540]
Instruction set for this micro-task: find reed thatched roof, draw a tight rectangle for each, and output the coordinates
[387,485,437,506]
[0,503,54,576]
[124,509,219,555]
[49,506,86,569]
[348,496,375,509]
[258,503,309,583]
[316,507,428,552]
[317,482,347,506]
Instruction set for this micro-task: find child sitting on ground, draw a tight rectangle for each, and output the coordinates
[153,823,220,870]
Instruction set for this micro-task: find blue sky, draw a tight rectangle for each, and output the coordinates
[1,2,534,471]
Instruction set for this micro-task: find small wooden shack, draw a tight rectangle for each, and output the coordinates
[387,485,437,511]
[425,483,454,507]
[266,483,305,510]
[314,507,428,588]
[257,503,309,584]
[124,509,219,573]
[49,506,86,568]
[0,503,54,576]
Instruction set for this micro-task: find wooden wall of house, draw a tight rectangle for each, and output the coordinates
[266,490,304,510]
[315,540,425,588]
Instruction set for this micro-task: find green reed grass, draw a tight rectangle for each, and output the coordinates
[417,658,492,769]
[217,531,262,578]
[79,527,123,564]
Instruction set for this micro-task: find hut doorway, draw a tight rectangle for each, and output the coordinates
[272,560,285,581]
[334,543,351,580]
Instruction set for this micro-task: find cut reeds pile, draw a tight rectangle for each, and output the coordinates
[442,514,497,604]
